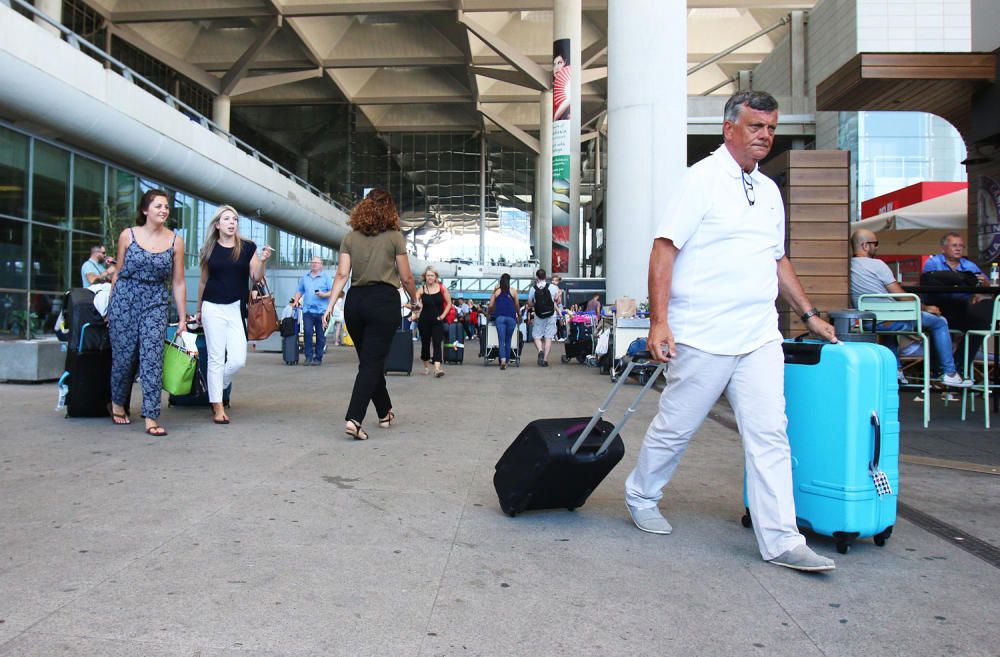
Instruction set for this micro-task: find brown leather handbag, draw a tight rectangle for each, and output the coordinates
[247,277,279,340]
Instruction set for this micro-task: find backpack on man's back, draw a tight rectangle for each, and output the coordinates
[534,284,556,318]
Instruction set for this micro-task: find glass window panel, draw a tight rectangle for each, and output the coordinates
[107,168,138,240]
[0,217,28,289]
[0,291,28,339]
[30,223,70,292]
[29,292,60,337]
[32,141,70,227]
[0,127,29,219]
[73,156,105,234]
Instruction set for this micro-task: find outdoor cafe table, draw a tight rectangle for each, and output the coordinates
[901,285,1000,411]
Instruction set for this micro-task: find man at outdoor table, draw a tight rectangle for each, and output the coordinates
[624,90,838,573]
[921,232,994,331]
[852,228,973,388]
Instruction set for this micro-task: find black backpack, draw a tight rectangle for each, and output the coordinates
[919,269,978,287]
[533,284,555,318]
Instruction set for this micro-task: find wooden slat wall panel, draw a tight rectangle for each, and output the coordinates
[763,150,850,337]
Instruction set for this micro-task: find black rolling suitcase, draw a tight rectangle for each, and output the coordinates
[494,356,666,516]
[59,289,114,418]
[444,322,464,364]
[279,314,299,365]
[384,323,414,375]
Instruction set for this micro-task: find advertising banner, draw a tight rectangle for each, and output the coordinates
[551,38,572,273]
[979,176,1000,262]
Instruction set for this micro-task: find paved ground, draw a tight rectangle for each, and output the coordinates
[1,341,999,657]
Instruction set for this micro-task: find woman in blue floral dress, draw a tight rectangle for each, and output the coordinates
[108,189,189,436]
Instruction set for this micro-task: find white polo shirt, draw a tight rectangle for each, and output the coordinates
[655,146,785,355]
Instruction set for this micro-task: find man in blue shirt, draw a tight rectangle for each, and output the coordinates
[921,232,993,331]
[292,256,333,365]
[80,244,113,287]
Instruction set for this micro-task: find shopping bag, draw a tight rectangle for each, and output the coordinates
[162,335,197,396]
[342,331,354,347]
[248,277,279,340]
[615,296,637,318]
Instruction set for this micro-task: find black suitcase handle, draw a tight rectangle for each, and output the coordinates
[870,411,881,470]
[570,353,666,456]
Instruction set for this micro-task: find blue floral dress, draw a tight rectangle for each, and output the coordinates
[108,228,176,419]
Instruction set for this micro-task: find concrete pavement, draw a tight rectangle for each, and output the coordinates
[1,343,998,656]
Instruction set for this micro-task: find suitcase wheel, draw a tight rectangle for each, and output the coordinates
[740,509,752,528]
[637,371,650,385]
[610,376,618,383]
[560,355,569,363]
[873,526,893,547]
[836,541,850,554]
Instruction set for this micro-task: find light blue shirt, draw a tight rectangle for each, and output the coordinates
[297,271,332,314]
[80,258,105,287]
[922,253,982,301]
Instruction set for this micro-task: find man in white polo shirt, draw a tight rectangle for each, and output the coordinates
[624,91,839,572]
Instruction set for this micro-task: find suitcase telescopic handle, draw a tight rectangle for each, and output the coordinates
[570,352,667,456]
[869,411,881,470]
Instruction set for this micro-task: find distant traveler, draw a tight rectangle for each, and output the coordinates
[585,293,602,315]
[414,266,451,377]
[293,256,333,366]
[80,244,114,286]
[194,205,272,424]
[851,229,972,388]
[552,274,567,341]
[488,273,520,370]
[329,292,345,346]
[527,268,560,366]
[107,189,189,437]
[625,91,839,572]
[322,189,418,440]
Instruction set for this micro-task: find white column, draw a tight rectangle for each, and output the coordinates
[606,0,686,302]
[554,0,582,276]
[213,95,231,132]
[34,0,61,36]
[537,89,553,273]
[479,134,487,265]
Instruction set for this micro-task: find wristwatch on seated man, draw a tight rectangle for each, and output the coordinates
[800,308,821,323]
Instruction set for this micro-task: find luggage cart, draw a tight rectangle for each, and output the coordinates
[609,316,650,382]
[481,320,522,367]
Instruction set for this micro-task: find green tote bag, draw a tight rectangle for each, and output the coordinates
[162,335,197,397]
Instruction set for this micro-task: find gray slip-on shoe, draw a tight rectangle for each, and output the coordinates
[627,505,673,535]
[769,544,835,572]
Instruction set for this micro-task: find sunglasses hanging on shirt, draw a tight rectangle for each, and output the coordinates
[741,171,755,207]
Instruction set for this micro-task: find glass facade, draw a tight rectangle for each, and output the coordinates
[0,122,336,340]
[840,111,967,219]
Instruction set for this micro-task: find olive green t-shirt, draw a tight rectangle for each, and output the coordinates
[341,229,407,288]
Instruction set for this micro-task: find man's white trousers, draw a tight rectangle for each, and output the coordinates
[201,300,247,404]
[624,340,805,560]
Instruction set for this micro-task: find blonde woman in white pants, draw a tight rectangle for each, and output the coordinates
[194,205,271,424]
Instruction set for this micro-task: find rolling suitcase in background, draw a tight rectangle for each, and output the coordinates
[384,321,414,375]
[494,355,666,517]
[444,322,464,364]
[280,315,300,365]
[742,340,898,554]
[61,322,113,418]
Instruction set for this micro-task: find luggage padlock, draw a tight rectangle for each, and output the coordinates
[868,411,893,497]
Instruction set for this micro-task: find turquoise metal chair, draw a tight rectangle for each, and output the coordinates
[858,293,930,428]
[961,295,1000,428]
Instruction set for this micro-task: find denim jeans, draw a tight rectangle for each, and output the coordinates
[495,315,517,361]
[302,311,326,363]
[879,311,957,375]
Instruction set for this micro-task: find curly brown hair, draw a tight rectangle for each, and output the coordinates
[349,189,401,236]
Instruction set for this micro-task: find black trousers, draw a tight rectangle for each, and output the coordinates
[344,284,399,424]
[419,319,444,364]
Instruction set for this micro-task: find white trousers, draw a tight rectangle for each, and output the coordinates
[201,300,247,404]
[624,340,804,560]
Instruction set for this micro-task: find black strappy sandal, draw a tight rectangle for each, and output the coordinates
[378,410,395,429]
[345,419,368,441]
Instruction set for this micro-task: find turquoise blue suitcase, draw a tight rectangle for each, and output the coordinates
[742,340,899,554]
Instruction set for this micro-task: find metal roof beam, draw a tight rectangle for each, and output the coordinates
[220,16,284,96]
[479,104,540,154]
[231,67,323,96]
[458,12,548,91]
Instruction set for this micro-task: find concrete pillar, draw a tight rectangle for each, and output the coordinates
[213,95,231,132]
[553,0,582,276]
[790,10,807,114]
[537,89,553,274]
[33,0,61,36]
[738,70,752,91]
[479,133,487,265]
[606,0,686,302]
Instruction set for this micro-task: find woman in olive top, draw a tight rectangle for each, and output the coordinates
[323,189,418,441]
